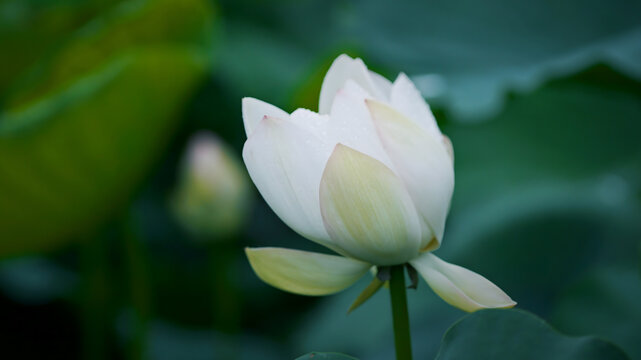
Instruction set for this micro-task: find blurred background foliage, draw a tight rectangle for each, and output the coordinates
[0,0,640,359]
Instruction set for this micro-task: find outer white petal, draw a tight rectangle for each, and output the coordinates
[319,144,422,265]
[319,54,387,114]
[241,97,290,137]
[328,80,395,170]
[411,253,516,312]
[242,115,340,253]
[246,247,370,296]
[367,99,454,247]
[289,108,330,135]
[390,73,441,139]
[369,70,393,98]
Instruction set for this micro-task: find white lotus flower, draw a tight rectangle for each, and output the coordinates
[242,54,515,312]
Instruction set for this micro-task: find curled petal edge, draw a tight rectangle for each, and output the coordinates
[410,253,516,312]
[246,247,370,296]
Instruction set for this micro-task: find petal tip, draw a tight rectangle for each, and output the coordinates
[335,53,355,62]
[242,98,289,137]
[261,115,281,127]
[412,253,516,313]
[333,142,348,151]
[469,297,517,313]
[394,72,412,84]
[327,143,357,161]
[364,98,391,116]
[500,299,517,309]
[241,97,263,115]
[244,246,260,259]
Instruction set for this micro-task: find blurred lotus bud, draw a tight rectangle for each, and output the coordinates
[173,131,251,239]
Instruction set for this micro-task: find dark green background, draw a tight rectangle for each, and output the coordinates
[0,0,640,359]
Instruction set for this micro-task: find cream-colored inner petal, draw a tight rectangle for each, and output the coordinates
[319,144,422,265]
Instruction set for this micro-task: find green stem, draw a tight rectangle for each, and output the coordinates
[209,241,241,334]
[80,232,111,360]
[209,240,241,359]
[122,216,151,360]
[390,265,413,360]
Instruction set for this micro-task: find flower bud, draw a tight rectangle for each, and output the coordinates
[173,131,250,239]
